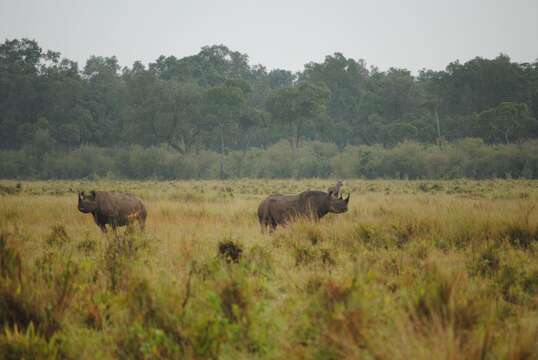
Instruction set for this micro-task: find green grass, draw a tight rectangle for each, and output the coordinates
[1,179,538,359]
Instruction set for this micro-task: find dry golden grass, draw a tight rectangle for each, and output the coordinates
[1,179,538,359]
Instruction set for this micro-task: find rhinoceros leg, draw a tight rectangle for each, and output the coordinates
[260,217,269,233]
[92,213,108,233]
[129,209,146,232]
[269,218,278,233]
[261,216,278,233]
[258,210,268,233]
[138,210,147,232]
[138,218,145,231]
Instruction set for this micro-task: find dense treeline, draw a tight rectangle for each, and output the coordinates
[2,139,538,180]
[1,38,538,179]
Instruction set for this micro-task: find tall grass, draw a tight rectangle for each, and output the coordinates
[0,179,537,358]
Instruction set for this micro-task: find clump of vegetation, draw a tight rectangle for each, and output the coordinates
[503,223,538,248]
[103,233,149,291]
[470,246,501,277]
[0,183,22,196]
[218,240,243,263]
[0,324,60,360]
[46,224,71,248]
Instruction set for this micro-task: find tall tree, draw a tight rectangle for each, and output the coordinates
[0,39,45,148]
[204,81,248,178]
[267,82,329,155]
[473,102,537,144]
[301,53,369,146]
[82,56,126,146]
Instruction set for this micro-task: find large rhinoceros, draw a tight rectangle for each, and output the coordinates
[77,191,147,233]
[258,190,349,231]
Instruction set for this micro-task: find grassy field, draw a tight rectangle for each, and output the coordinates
[1,179,538,359]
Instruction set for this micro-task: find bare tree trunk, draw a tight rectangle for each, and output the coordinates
[291,122,299,159]
[504,130,510,144]
[295,123,301,151]
[238,133,252,178]
[434,106,442,148]
[288,123,296,159]
[219,125,225,180]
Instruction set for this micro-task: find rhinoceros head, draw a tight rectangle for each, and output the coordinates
[327,193,349,214]
[78,191,98,213]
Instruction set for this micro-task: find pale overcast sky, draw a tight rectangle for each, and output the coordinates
[1,0,537,73]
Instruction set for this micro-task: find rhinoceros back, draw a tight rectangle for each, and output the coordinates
[95,191,146,226]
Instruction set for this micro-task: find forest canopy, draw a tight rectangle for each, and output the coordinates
[1,38,538,179]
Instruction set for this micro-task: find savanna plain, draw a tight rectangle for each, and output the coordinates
[1,179,538,359]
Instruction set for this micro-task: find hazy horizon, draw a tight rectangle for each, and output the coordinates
[1,0,537,73]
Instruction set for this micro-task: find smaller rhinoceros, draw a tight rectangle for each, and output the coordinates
[77,191,147,233]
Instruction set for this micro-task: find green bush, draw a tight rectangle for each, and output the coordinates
[0,150,34,179]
